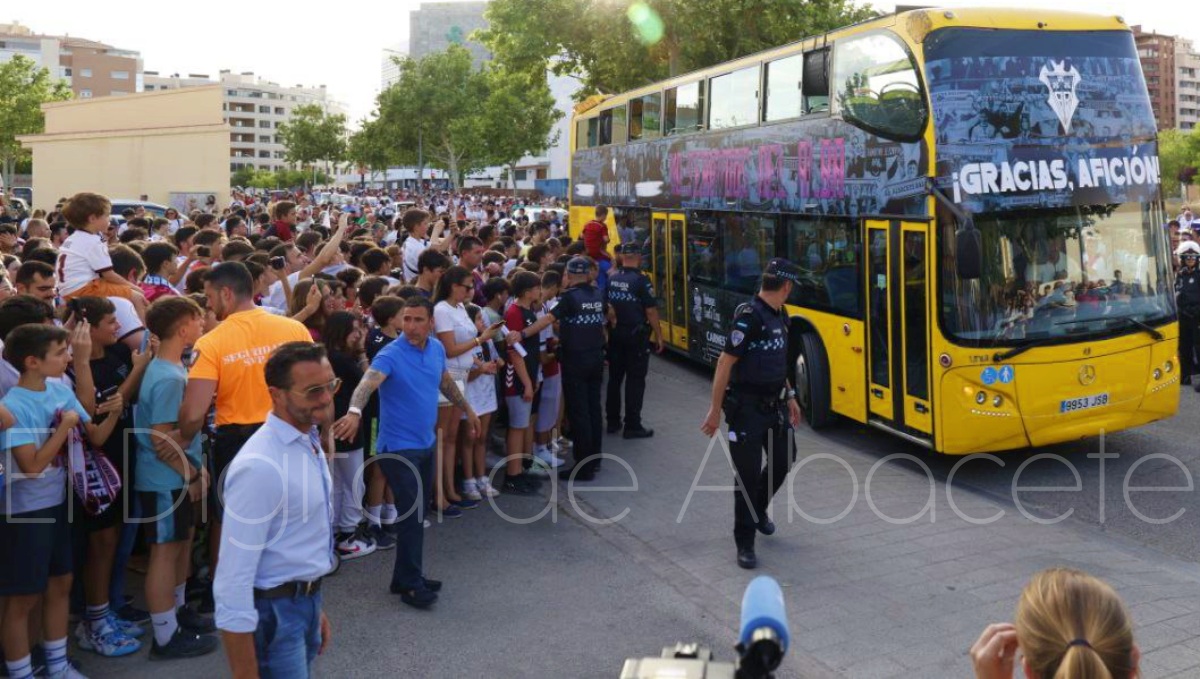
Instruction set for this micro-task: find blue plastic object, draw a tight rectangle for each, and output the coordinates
[738,576,790,654]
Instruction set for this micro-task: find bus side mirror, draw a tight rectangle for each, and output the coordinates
[955,221,982,281]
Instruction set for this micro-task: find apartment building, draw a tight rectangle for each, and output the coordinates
[0,21,142,99]
[145,70,343,174]
[1177,38,1200,131]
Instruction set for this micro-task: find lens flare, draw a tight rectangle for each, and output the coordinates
[627,2,665,45]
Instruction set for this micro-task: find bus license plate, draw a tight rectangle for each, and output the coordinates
[1060,393,1109,413]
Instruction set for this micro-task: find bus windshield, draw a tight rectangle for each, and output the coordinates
[940,202,1175,346]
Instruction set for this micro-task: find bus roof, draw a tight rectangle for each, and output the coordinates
[574,7,1131,117]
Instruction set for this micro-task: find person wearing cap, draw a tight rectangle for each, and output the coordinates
[1176,241,1200,389]
[700,258,804,570]
[605,242,663,439]
[512,256,608,481]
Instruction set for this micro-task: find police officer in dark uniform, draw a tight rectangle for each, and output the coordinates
[1176,244,1200,390]
[700,259,804,569]
[516,257,608,481]
[605,242,664,438]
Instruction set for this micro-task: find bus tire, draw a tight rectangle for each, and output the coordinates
[796,332,834,430]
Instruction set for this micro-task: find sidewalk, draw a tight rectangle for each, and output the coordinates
[567,356,1200,677]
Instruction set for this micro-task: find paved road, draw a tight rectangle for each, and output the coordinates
[86,353,1200,678]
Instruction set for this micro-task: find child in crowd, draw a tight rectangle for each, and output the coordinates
[138,242,181,303]
[534,271,566,469]
[57,193,146,318]
[462,304,503,500]
[1,325,121,679]
[502,272,544,495]
[134,296,219,659]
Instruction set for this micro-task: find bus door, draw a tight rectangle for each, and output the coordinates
[651,212,689,350]
[863,219,932,438]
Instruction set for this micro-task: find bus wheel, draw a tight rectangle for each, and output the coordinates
[796,332,834,429]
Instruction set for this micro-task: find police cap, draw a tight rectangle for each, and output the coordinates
[566,257,591,274]
[763,258,802,284]
[618,242,643,255]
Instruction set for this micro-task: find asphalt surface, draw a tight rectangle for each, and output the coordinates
[81,351,1196,678]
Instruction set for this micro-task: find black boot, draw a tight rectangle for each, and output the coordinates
[737,545,758,569]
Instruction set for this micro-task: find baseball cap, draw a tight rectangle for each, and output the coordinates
[566,257,590,274]
[763,258,802,284]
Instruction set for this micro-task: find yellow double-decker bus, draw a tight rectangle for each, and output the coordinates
[568,8,1179,454]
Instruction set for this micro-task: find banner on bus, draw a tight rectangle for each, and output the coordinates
[924,28,1161,214]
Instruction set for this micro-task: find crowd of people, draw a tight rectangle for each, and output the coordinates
[0,188,650,678]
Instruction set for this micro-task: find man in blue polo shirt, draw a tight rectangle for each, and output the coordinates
[332,296,479,609]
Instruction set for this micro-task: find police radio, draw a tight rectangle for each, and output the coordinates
[619,576,790,679]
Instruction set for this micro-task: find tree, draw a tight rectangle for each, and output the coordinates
[0,55,72,194]
[376,46,491,189]
[1158,128,1200,199]
[477,0,877,98]
[346,118,395,185]
[277,104,348,183]
[231,165,257,188]
[479,66,563,193]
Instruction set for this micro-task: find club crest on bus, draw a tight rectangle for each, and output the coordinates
[1038,60,1081,134]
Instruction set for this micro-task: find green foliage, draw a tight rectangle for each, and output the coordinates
[346,118,395,177]
[1158,128,1200,197]
[277,103,348,169]
[477,0,877,97]
[479,66,563,176]
[0,55,72,192]
[231,167,331,190]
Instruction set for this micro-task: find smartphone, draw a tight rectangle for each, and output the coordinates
[139,329,150,353]
[98,385,120,402]
[270,256,286,270]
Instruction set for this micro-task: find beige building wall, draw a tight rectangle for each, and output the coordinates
[19,87,230,210]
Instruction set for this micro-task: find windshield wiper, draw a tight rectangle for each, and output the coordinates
[992,338,1057,363]
[1106,315,1164,341]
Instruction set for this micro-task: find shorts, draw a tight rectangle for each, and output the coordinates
[62,278,137,302]
[0,503,73,596]
[505,395,533,429]
[211,423,263,520]
[437,377,467,408]
[536,374,562,433]
[138,490,194,545]
[465,375,497,418]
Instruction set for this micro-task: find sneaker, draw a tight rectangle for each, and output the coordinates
[535,447,566,468]
[477,477,501,498]
[115,604,150,625]
[527,456,552,478]
[461,481,483,501]
[555,436,573,449]
[390,585,438,609]
[369,524,397,551]
[502,473,538,495]
[149,626,219,660]
[451,498,479,509]
[336,530,377,560]
[176,605,216,634]
[107,612,146,639]
[423,519,432,528]
[76,617,141,657]
[434,505,463,519]
[44,661,88,679]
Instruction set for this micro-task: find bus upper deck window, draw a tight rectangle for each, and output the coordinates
[832,32,927,141]
[665,81,705,135]
[630,94,663,141]
[765,54,803,122]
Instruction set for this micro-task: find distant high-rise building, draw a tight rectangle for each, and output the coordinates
[381,41,409,90]
[144,70,345,175]
[0,21,142,99]
[1177,38,1200,131]
[409,2,490,67]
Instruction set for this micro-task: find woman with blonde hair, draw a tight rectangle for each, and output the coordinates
[971,568,1140,679]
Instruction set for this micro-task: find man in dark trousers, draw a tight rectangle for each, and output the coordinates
[605,242,663,438]
[1176,243,1200,390]
[700,259,804,570]
[517,257,607,481]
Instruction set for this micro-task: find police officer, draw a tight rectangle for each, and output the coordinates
[700,259,804,570]
[516,257,608,481]
[1176,242,1200,390]
[605,242,664,438]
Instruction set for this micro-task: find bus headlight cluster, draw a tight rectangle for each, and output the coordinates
[1153,360,1175,381]
[975,391,986,405]
[972,390,1006,409]
[1153,368,1163,381]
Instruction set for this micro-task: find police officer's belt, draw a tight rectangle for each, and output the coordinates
[730,382,786,398]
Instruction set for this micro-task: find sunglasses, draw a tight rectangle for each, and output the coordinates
[289,378,342,401]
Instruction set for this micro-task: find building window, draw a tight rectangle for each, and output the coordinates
[80,68,92,78]
[259,121,271,128]
[259,105,271,113]
[537,168,548,180]
[111,70,129,80]
[259,135,271,143]
[227,89,238,96]
[515,169,528,181]
[63,67,72,77]
[275,107,285,115]
[79,89,92,98]
[259,150,271,158]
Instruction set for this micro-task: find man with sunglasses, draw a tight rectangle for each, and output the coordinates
[1176,242,1200,389]
[214,342,337,678]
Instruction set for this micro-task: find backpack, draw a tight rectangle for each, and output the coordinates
[66,423,122,517]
